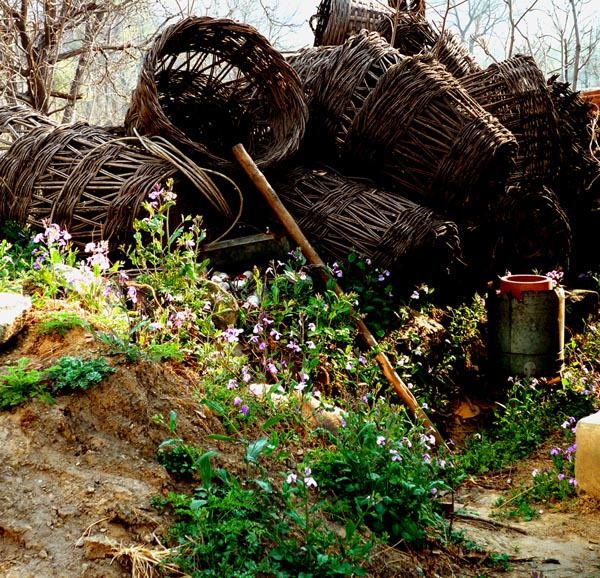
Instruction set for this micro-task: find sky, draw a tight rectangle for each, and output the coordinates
[277,0,600,87]
[278,0,322,49]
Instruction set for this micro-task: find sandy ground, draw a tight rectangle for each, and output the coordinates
[1,309,600,578]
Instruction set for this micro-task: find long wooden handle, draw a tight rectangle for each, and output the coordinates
[232,144,446,449]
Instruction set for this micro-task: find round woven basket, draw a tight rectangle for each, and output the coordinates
[488,184,572,274]
[0,114,241,251]
[125,16,308,170]
[312,0,395,46]
[548,76,600,205]
[377,12,481,78]
[343,54,517,216]
[287,30,403,160]
[274,165,462,277]
[0,105,59,155]
[460,54,561,186]
[387,0,425,15]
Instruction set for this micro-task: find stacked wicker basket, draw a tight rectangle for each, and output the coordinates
[0,0,598,285]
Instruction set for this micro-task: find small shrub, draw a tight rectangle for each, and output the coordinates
[36,311,88,337]
[0,358,52,409]
[46,356,115,393]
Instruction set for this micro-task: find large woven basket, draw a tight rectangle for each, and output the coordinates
[343,54,517,216]
[287,30,403,160]
[376,12,481,78]
[312,0,395,46]
[488,185,572,274]
[0,105,59,155]
[387,0,425,16]
[548,76,600,206]
[0,112,241,251]
[460,54,561,186]
[125,16,308,170]
[274,165,462,277]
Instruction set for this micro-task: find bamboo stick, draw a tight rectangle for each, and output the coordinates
[232,143,447,449]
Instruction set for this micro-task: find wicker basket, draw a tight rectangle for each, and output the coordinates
[0,114,241,251]
[387,0,425,16]
[0,105,59,155]
[488,185,572,274]
[548,76,600,204]
[274,165,461,275]
[343,54,517,216]
[312,0,395,46]
[376,12,481,78]
[125,16,308,170]
[460,54,561,186]
[287,30,403,159]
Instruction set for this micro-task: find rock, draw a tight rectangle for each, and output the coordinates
[0,292,32,345]
[203,280,239,329]
[82,535,117,560]
[565,289,600,334]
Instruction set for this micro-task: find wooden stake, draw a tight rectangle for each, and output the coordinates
[232,143,447,449]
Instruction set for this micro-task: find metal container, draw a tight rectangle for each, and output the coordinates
[487,284,565,377]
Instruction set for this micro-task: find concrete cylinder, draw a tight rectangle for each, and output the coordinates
[487,287,565,377]
[576,412,600,498]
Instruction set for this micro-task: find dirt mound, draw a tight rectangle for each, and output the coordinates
[2,306,600,578]
[0,315,226,578]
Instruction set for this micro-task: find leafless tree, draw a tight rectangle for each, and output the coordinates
[444,0,507,56]
[0,0,155,122]
[539,0,599,89]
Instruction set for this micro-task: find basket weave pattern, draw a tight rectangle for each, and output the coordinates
[461,55,561,186]
[312,0,395,46]
[343,55,517,214]
[288,31,403,158]
[125,17,308,169]
[276,166,461,271]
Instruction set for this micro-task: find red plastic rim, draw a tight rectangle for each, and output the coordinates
[500,274,552,300]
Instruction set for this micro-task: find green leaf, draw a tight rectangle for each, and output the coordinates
[254,479,272,493]
[261,415,286,430]
[246,438,268,465]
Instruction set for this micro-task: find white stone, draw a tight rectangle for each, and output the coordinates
[575,411,600,498]
[0,292,32,344]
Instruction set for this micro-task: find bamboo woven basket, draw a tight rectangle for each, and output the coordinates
[387,0,425,16]
[311,0,395,46]
[460,54,561,186]
[343,54,517,215]
[125,16,308,170]
[274,165,462,275]
[548,76,600,205]
[377,12,481,78]
[547,77,600,274]
[489,185,572,274]
[287,30,403,159]
[0,105,59,155]
[0,113,241,251]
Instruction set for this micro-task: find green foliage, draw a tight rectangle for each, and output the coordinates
[152,461,371,578]
[0,222,37,288]
[154,411,209,481]
[0,358,52,409]
[5,183,600,576]
[485,552,512,571]
[339,253,396,338]
[458,375,595,476]
[46,356,115,393]
[309,400,457,546]
[95,331,144,363]
[36,311,89,337]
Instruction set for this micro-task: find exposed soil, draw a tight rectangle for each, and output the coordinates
[1,304,600,578]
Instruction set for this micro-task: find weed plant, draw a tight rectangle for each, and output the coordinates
[3,183,600,576]
[0,355,115,408]
[0,358,53,409]
[36,311,89,337]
